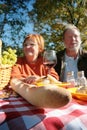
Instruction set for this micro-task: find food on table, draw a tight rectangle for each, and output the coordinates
[1,47,17,65]
[10,78,72,108]
[34,75,71,88]
[34,75,61,86]
[76,86,87,94]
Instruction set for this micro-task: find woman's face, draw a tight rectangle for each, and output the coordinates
[23,39,39,63]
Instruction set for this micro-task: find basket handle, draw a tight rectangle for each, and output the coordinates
[0,39,2,64]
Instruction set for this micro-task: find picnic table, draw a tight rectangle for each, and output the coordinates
[0,88,87,130]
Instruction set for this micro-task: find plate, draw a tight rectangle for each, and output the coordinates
[35,82,72,88]
[68,87,87,101]
[58,82,74,88]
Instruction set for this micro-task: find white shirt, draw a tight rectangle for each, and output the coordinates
[63,54,78,81]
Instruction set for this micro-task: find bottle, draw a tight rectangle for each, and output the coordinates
[66,71,75,87]
[77,71,87,87]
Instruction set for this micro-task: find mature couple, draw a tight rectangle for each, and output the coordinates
[10,24,87,108]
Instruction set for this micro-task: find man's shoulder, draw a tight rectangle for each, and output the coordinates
[80,50,87,57]
[56,49,65,57]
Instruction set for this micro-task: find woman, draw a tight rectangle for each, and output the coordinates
[11,34,71,108]
[11,34,59,83]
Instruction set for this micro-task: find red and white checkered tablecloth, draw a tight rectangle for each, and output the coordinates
[0,95,87,130]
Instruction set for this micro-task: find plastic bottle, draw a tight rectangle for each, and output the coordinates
[66,71,75,87]
[77,71,87,87]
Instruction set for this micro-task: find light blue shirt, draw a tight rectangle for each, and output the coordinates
[63,54,78,82]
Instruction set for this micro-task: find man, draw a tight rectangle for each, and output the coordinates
[55,24,87,81]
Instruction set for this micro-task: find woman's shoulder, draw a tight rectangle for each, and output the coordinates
[17,56,26,64]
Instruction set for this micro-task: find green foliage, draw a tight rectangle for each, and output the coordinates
[0,0,29,48]
[1,0,87,53]
[16,47,24,57]
[29,0,87,51]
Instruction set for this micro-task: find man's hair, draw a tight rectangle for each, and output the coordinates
[63,24,80,39]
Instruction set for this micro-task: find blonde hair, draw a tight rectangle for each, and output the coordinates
[63,24,80,39]
[23,34,45,54]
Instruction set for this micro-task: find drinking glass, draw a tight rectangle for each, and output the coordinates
[43,50,57,74]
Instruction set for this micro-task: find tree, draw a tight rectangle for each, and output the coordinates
[0,0,34,49]
[1,0,87,53]
[29,0,87,51]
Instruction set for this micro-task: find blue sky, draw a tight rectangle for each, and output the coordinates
[0,0,36,47]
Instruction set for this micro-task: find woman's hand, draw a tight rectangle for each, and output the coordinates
[23,75,40,84]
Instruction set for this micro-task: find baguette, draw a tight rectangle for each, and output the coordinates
[10,78,72,108]
[34,75,61,86]
[47,74,61,84]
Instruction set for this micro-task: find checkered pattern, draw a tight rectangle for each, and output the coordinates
[0,96,87,130]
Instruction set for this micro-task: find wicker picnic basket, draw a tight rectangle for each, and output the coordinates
[0,65,12,90]
[0,40,12,90]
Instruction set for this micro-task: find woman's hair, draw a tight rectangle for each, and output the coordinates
[63,24,80,39]
[23,34,45,53]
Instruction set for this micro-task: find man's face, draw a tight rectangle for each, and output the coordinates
[63,29,81,51]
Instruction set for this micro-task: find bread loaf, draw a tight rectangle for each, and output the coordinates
[10,78,72,108]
